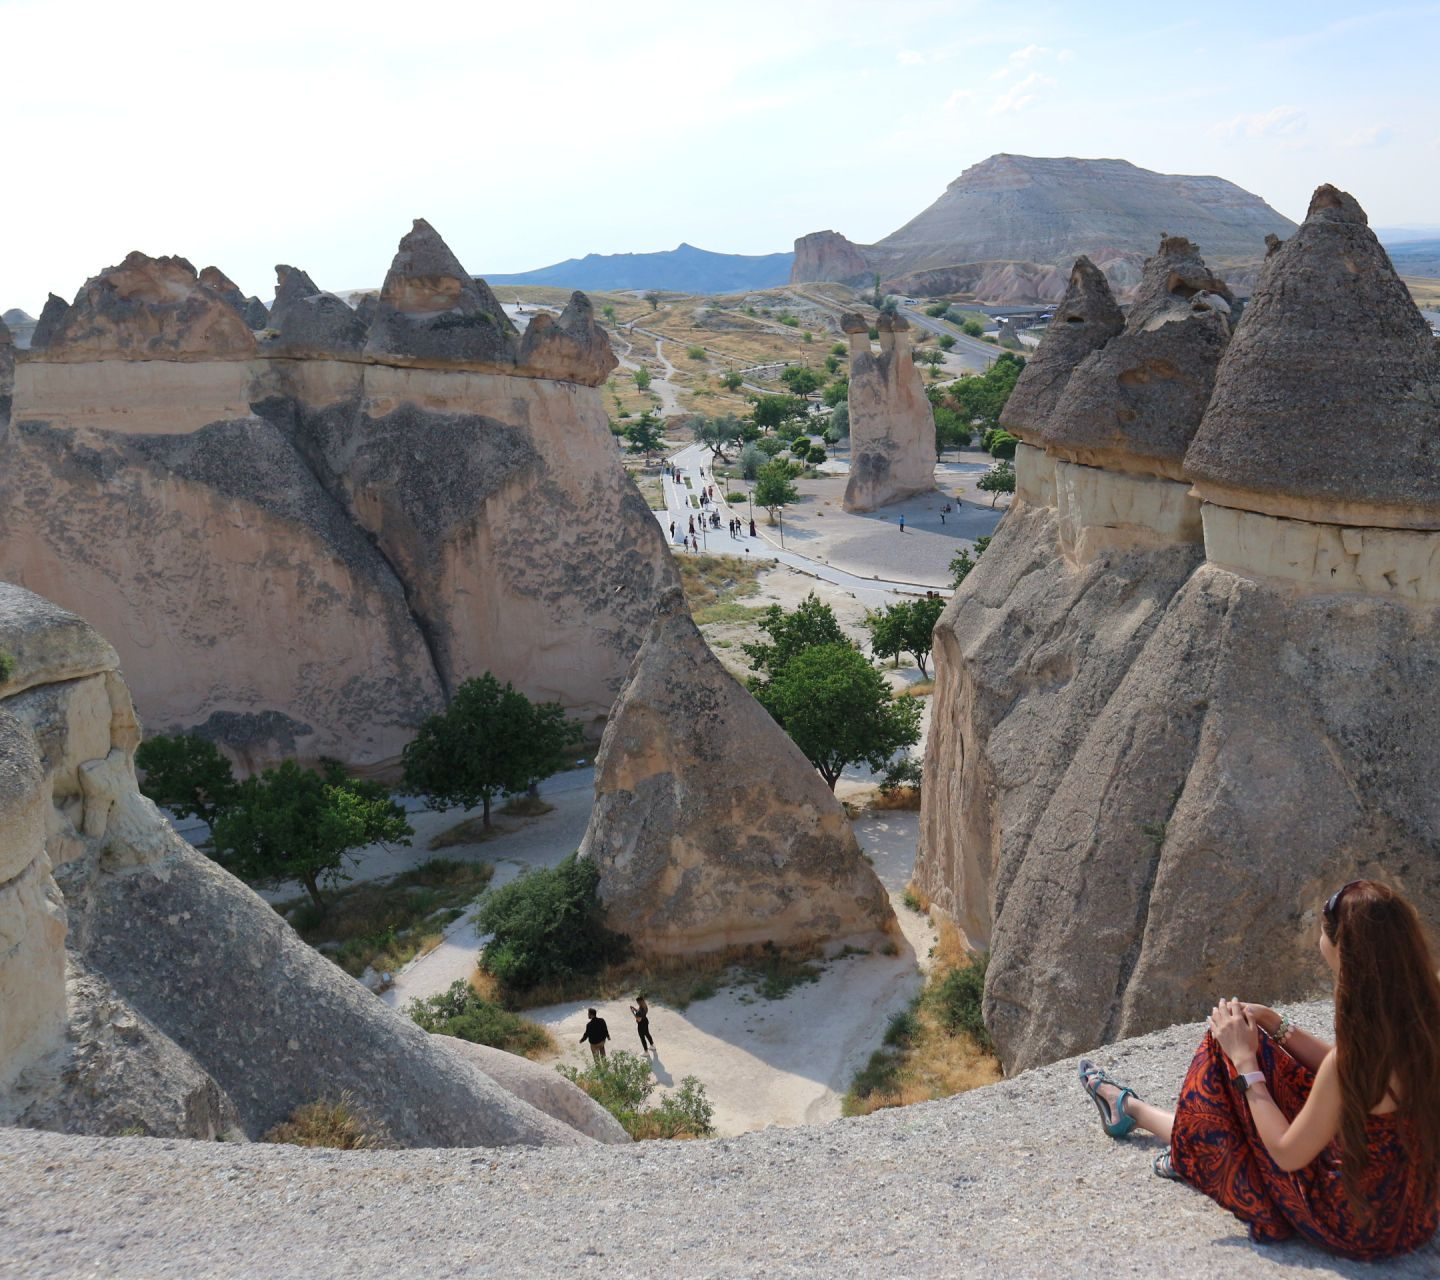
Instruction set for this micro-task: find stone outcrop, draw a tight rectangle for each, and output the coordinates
[581,588,895,955]
[28,293,72,351]
[0,315,12,422]
[0,582,591,1148]
[198,265,248,316]
[916,185,1440,1073]
[791,155,1297,303]
[3,222,673,771]
[264,264,368,356]
[841,311,937,513]
[243,295,269,329]
[790,230,872,286]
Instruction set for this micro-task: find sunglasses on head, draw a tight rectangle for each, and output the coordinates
[1324,880,1364,923]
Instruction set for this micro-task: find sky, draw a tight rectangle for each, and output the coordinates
[2,0,1438,313]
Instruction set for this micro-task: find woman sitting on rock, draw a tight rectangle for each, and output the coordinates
[1077,880,1440,1260]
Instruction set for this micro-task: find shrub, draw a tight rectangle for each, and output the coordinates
[961,318,984,337]
[739,442,766,479]
[406,979,554,1057]
[476,854,630,998]
[987,432,1018,461]
[830,342,848,357]
[938,333,956,350]
[822,427,840,445]
[755,436,786,458]
[880,754,924,797]
[262,1093,388,1149]
[802,331,813,343]
[779,315,800,327]
[557,1049,715,1139]
[807,446,827,464]
[884,1008,919,1048]
[725,490,747,503]
[686,345,706,361]
[929,951,991,1050]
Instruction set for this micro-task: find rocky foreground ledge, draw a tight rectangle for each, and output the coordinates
[1,1001,1434,1279]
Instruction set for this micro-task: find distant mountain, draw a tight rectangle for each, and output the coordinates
[792,154,1298,302]
[1386,238,1440,278]
[1377,226,1440,245]
[482,243,793,295]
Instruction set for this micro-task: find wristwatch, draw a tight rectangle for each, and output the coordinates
[1232,1071,1265,1093]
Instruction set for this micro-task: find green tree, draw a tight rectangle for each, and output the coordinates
[943,352,1024,433]
[789,439,812,463]
[872,273,883,308]
[756,644,922,789]
[753,459,799,521]
[622,411,665,462]
[830,342,848,358]
[830,401,850,438]
[695,414,742,462]
[862,598,946,678]
[633,366,652,391]
[738,441,766,480]
[476,853,629,997]
[720,369,743,391]
[780,366,824,398]
[937,333,956,350]
[743,592,850,684]
[601,305,617,323]
[807,445,827,465]
[986,431,1018,461]
[756,436,786,458]
[402,674,580,831]
[643,292,661,311]
[932,402,972,454]
[961,318,984,337]
[949,535,991,588]
[134,733,237,828]
[978,460,1016,504]
[750,393,807,434]
[824,354,840,375]
[212,761,411,912]
[822,377,849,408]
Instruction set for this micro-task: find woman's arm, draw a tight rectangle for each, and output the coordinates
[1214,1002,1341,1172]
[1242,1004,1333,1073]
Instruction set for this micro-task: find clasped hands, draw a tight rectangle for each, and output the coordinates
[1209,997,1266,1068]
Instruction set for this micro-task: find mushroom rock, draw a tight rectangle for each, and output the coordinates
[516,291,617,387]
[364,219,517,369]
[919,184,1440,1075]
[1186,183,1440,529]
[26,253,256,363]
[842,310,938,513]
[263,264,367,358]
[581,588,895,956]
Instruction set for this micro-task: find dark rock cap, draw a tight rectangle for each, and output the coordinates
[242,296,269,330]
[1185,184,1440,519]
[1000,256,1124,442]
[876,310,910,333]
[364,219,518,369]
[840,312,870,335]
[1039,237,1234,477]
[29,293,73,351]
[517,291,617,387]
[264,265,366,356]
[198,266,247,316]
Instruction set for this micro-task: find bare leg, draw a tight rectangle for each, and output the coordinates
[1096,1080,1174,1145]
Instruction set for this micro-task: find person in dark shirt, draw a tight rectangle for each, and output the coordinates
[630,994,655,1053]
[579,1008,610,1061]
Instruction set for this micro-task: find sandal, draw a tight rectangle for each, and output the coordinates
[1153,1147,1182,1181]
[1078,1058,1139,1139]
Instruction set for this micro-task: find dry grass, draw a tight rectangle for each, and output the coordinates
[898,679,936,698]
[500,793,555,818]
[842,927,1001,1117]
[904,881,934,914]
[677,553,763,622]
[261,1093,390,1149]
[1402,275,1440,309]
[871,786,922,811]
[429,817,509,850]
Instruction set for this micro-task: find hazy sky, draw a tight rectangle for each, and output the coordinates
[3,0,1438,313]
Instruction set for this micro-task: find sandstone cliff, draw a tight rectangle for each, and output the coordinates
[581,588,895,955]
[916,185,1440,1072]
[790,154,1297,303]
[0,582,599,1147]
[841,311,937,513]
[3,224,677,771]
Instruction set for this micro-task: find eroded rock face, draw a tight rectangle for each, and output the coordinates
[918,184,1440,1073]
[28,293,72,351]
[34,252,256,362]
[842,311,937,513]
[0,583,592,1148]
[1001,257,1123,444]
[243,296,269,330]
[0,316,12,422]
[789,230,871,285]
[5,223,673,769]
[198,265,248,316]
[1038,238,1234,478]
[582,589,895,955]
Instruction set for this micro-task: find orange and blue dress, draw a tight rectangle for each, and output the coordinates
[1169,1031,1438,1260]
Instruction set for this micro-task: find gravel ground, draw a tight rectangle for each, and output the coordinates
[3,1001,1433,1279]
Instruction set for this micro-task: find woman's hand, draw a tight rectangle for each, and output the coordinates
[1209,997,1260,1069]
[1240,1003,1279,1036]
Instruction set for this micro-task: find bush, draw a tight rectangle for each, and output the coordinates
[961,318,984,337]
[807,446,827,464]
[686,345,706,361]
[476,854,630,998]
[738,442,766,479]
[925,302,950,318]
[929,951,991,1050]
[755,436,786,458]
[406,979,553,1057]
[779,315,800,328]
[880,754,924,797]
[830,342,848,357]
[262,1093,388,1149]
[987,431,1018,461]
[822,427,840,446]
[938,333,955,350]
[557,1049,715,1140]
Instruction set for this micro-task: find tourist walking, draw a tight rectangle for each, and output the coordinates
[579,1008,611,1061]
[669,520,676,540]
[749,518,757,538]
[1076,880,1440,1259]
[630,995,655,1053]
[898,514,906,533]
[688,516,695,535]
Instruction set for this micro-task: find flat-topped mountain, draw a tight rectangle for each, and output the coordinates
[792,154,1298,302]
[483,242,793,294]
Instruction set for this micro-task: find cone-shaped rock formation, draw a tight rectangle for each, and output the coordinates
[265,264,367,356]
[581,588,895,956]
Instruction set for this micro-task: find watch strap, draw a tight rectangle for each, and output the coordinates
[1233,1070,1265,1092]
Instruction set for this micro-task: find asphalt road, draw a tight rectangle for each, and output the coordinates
[899,306,999,372]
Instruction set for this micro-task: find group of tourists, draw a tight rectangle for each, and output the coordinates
[1078,879,1440,1260]
[666,464,759,553]
[578,997,656,1060]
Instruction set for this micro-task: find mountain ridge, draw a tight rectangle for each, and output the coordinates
[482,242,793,294]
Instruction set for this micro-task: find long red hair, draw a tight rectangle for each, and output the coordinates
[1325,880,1440,1211]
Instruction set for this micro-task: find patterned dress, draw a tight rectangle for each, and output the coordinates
[1169,1031,1439,1259]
